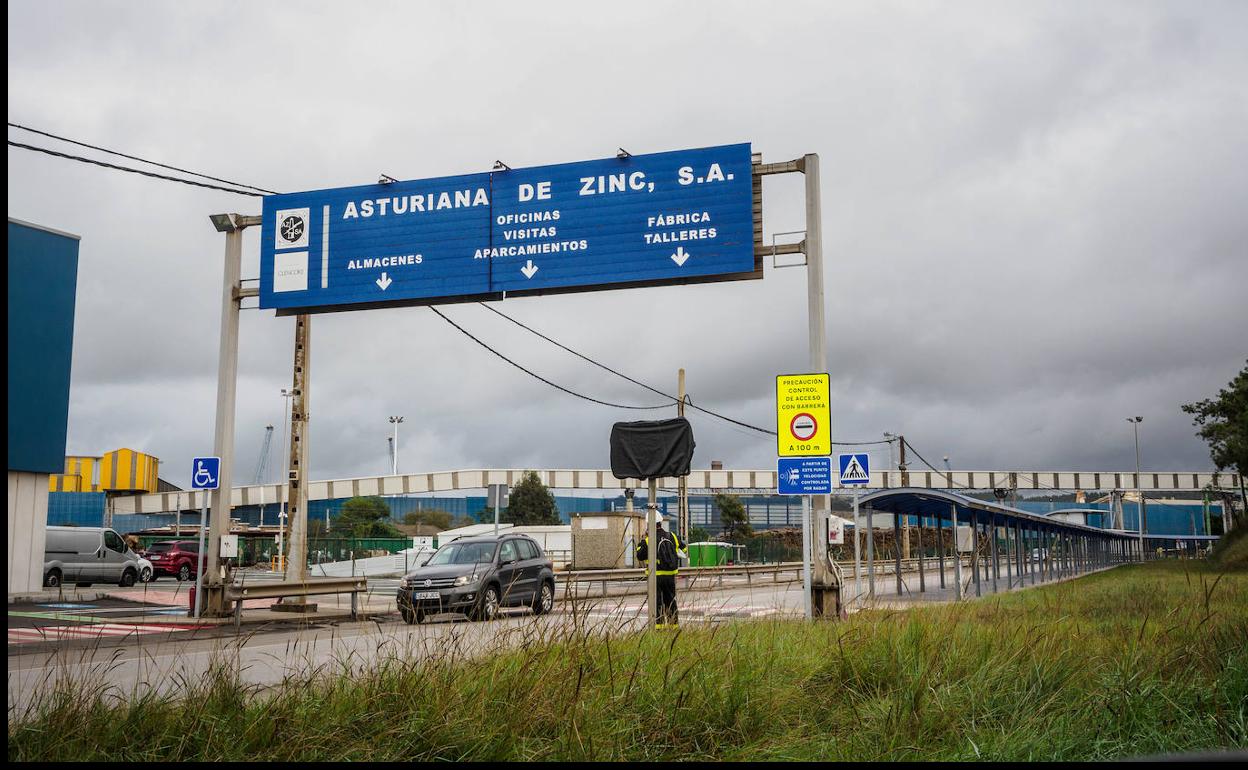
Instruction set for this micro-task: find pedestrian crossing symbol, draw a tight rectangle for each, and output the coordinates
[838,453,870,486]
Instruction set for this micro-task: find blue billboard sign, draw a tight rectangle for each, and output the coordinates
[259,143,758,314]
[778,457,833,496]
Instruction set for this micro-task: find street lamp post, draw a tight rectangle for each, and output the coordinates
[1128,416,1144,559]
[389,416,404,476]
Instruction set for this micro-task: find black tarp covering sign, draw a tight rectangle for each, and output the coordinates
[610,418,696,480]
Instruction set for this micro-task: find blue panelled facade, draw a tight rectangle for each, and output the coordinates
[8,219,80,473]
[46,490,1225,537]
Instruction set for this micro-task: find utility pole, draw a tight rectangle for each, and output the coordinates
[677,369,688,544]
[275,314,314,611]
[278,387,294,571]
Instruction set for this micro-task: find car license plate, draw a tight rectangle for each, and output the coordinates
[413,591,440,600]
[149,555,161,560]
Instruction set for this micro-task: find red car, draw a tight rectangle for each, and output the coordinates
[141,540,201,581]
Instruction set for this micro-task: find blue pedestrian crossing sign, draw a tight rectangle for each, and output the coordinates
[777,457,833,495]
[191,457,220,490]
[837,453,871,486]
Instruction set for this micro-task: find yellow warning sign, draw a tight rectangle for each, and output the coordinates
[776,373,831,457]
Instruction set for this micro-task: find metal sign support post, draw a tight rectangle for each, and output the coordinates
[203,214,259,616]
[853,489,861,607]
[801,494,812,619]
[800,154,836,618]
[647,478,658,628]
[194,492,208,618]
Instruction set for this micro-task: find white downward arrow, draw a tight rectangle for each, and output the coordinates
[376,272,393,290]
[520,260,539,279]
[671,246,690,266]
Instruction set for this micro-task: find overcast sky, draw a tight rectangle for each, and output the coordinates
[8,0,1246,489]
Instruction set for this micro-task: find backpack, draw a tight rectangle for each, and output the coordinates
[656,531,680,572]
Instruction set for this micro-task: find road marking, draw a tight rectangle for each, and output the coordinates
[8,623,202,645]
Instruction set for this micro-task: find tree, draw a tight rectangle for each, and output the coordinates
[1183,361,1248,477]
[1183,361,1248,529]
[715,493,752,541]
[403,508,453,531]
[336,496,402,538]
[689,525,711,543]
[503,471,561,525]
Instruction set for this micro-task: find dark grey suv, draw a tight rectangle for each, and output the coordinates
[396,534,556,624]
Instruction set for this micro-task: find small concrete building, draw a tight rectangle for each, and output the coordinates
[571,511,645,570]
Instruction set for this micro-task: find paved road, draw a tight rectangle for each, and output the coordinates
[7,581,806,716]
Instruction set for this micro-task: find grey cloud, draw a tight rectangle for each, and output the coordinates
[9,0,1246,490]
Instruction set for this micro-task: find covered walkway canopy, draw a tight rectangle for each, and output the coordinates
[846,488,1145,603]
[859,488,1136,538]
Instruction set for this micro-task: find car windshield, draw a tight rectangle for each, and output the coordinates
[148,542,173,552]
[427,542,497,565]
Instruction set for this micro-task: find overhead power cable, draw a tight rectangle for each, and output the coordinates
[477,302,895,444]
[428,306,671,410]
[902,437,969,489]
[8,122,278,194]
[8,140,265,197]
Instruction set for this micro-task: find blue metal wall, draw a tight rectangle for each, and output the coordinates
[1011,501,1220,536]
[8,220,80,473]
[46,491,1223,537]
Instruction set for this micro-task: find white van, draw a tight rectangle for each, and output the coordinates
[43,526,143,588]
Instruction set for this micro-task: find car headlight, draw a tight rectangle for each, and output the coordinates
[454,572,480,586]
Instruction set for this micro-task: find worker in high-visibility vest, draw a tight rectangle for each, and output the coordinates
[636,513,686,627]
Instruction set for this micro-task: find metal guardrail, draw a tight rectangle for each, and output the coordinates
[559,559,948,598]
[225,576,369,625]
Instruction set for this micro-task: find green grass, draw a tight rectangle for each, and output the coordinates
[9,561,1247,761]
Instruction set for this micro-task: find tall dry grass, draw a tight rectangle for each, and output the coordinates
[8,560,1247,761]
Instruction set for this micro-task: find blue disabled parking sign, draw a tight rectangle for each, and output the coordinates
[191,457,220,490]
[778,457,833,495]
[838,453,871,486]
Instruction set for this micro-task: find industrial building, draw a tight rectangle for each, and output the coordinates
[7,218,81,596]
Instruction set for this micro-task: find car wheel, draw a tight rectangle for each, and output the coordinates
[178,564,191,582]
[119,569,137,588]
[475,585,500,621]
[44,569,62,588]
[532,581,554,616]
[139,567,152,583]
